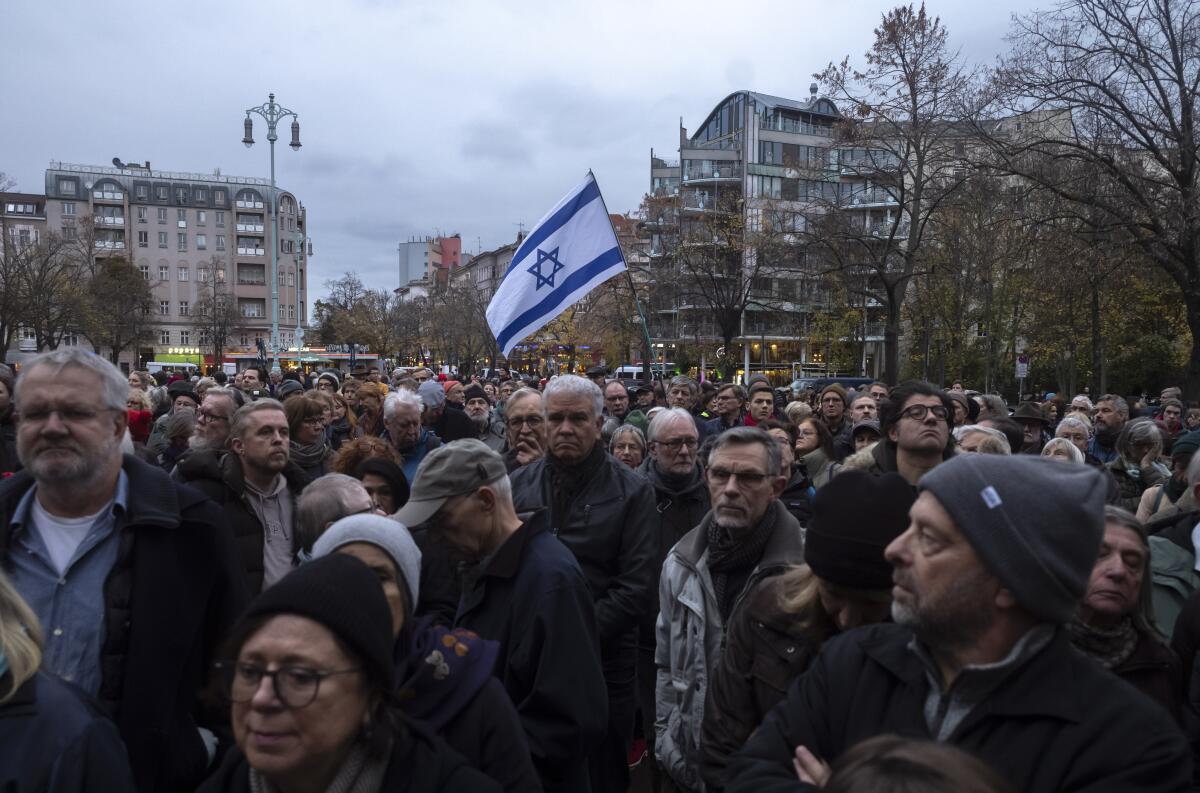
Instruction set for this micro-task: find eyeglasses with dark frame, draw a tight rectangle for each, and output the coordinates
[653,437,699,451]
[706,467,770,487]
[214,661,360,708]
[899,404,949,422]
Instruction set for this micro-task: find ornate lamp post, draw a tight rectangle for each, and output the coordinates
[242,92,301,371]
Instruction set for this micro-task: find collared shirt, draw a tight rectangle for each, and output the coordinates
[910,623,1056,741]
[9,471,129,695]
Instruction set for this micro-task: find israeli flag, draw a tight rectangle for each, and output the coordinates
[486,172,627,356]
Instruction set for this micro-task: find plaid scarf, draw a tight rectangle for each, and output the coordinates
[706,502,778,621]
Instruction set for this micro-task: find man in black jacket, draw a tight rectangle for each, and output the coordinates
[510,374,657,793]
[397,439,608,793]
[2,349,248,793]
[175,399,311,594]
[418,380,476,442]
[729,454,1190,793]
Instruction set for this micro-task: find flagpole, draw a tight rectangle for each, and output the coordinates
[590,170,658,383]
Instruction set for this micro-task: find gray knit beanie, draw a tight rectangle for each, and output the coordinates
[919,454,1106,623]
[311,514,421,617]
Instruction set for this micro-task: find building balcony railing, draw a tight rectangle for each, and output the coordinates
[95,240,126,250]
[236,200,265,209]
[237,247,266,256]
[683,164,744,182]
[240,308,265,318]
[760,117,833,137]
[236,223,265,233]
[843,190,898,208]
[652,158,680,169]
[93,215,125,226]
[92,190,125,202]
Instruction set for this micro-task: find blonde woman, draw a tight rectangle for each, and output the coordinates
[0,571,136,789]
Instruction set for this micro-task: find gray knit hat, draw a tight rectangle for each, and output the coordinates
[311,514,421,617]
[317,370,341,390]
[418,380,446,409]
[920,454,1106,623]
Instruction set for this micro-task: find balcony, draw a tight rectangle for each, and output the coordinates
[237,247,266,256]
[236,199,265,209]
[240,308,265,318]
[92,189,125,202]
[760,117,833,137]
[236,223,265,233]
[843,189,898,208]
[683,164,743,183]
[93,215,125,227]
[95,240,126,250]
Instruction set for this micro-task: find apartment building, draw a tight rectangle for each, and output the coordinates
[447,234,524,301]
[397,234,462,297]
[31,160,311,370]
[647,87,890,379]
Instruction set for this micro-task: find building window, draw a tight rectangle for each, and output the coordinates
[197,210,207,225]
[288,304,295,320]
[215,211,225,227]
[287,272,295,287]
[194,189,207,203]
[155,185,168,200]
[136,185,148,201]
[298,269,304,289]
[62,332,78,346]
[180,330,190,345]
[240,333,249,346]
[215,267,226,283]
[215,190,227,206]
[139,264,150,280]
[58,179,76,196]
[160,330,171,345]
[61,202,76,216]
[158,232,168,248]
[137,231,149,247]
[198,267,210,283]
[62,226,76,239]
[158,300,169,315]
[157,208,167,223]
[177,209,187,224]
[196,234,207,250]
[179,266,189,282]
[215,234,226,251]
[136,207,147,223]
[177,233,187,251]
[159,265,169,281]
[175,187,188,204]
[179,301,189,316]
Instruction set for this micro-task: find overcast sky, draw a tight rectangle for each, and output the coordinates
[4,0,1038,301]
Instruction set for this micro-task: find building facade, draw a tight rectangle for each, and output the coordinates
[647,88,890,381]
[17,160,312,370]
[397,234,462,295]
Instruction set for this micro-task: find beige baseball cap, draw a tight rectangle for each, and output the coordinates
[393,439,508,527]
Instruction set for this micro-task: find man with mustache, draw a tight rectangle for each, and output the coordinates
[728,455,1189,793]
[0,348,247,793]
[1089,394,1130,465]
[463,382,505,452]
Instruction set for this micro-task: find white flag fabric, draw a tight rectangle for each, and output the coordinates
[486,173,627,356]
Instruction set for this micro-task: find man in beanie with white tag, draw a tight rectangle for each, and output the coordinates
[728,454,1190,793]
[400,439,607,793]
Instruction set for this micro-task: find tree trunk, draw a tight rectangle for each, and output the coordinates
[1090,279,1103,398]
[884,288,902,385]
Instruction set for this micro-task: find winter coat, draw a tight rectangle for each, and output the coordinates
[478,415,507,452]
[509,451,658,692]
[726,624,1191,793]
[700,574,830,792]
[637,458,712,650]
[432,406,478,443]
[174,450,311,595]
[1109,455,1170,513]
[1149,509,1200,643]
[395,617,541,793]
[1109,629,1184,723]
[829,418,854,462]
[703,414,744,439]
[198,714,502,793]
[851,438,953,482]
[0,671,137,793]
[455,509,608,793]
[655,501,804,792]
[797,450,836,489]
[0,455,249,793]
[777,470,814,528]
[1171,576,1200,699]
[382,427,443,483]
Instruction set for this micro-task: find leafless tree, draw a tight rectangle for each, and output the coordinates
[192,256,241,367]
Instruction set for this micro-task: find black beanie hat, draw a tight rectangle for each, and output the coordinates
[463,383,488,403]
[805,470,914,590]
[240,554,394,690]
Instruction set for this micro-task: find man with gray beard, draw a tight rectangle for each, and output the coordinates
[188,387,242,452]
[728,455,1189,793]
[0,348,247,793]
[463,382,505,451]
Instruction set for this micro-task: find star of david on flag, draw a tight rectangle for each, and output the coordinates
[485,172,627,356]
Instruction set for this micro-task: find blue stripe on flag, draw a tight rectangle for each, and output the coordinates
[501,178,603,284]
[496,246,625,352]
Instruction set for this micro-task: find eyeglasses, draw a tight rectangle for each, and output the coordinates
[613,443,643,453]
[197,409,230,423]
[214,661,360,708]
[707,467,769,487]
[654,438,699,451]
[899,404,948,422]
[509,415,544,428]
[796,429,819,438]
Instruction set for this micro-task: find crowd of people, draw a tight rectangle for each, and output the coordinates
[1,352,1199,792]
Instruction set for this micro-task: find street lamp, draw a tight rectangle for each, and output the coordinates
[242,92,301,372]
[293,230,311,356]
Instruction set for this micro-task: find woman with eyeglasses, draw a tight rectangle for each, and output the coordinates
[285,394,332,479]
[610,424,647,469]
[0,570,136,791]
[794,416,837,489]
[201,553,499,793]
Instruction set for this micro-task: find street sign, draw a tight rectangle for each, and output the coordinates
[1016,354,1030,380]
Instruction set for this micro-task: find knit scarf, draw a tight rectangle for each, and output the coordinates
[706,502,778,620]
[289,439,330,469]
[1067,615,1139,669]
[547,443,606,526]
[249,741,388,793]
